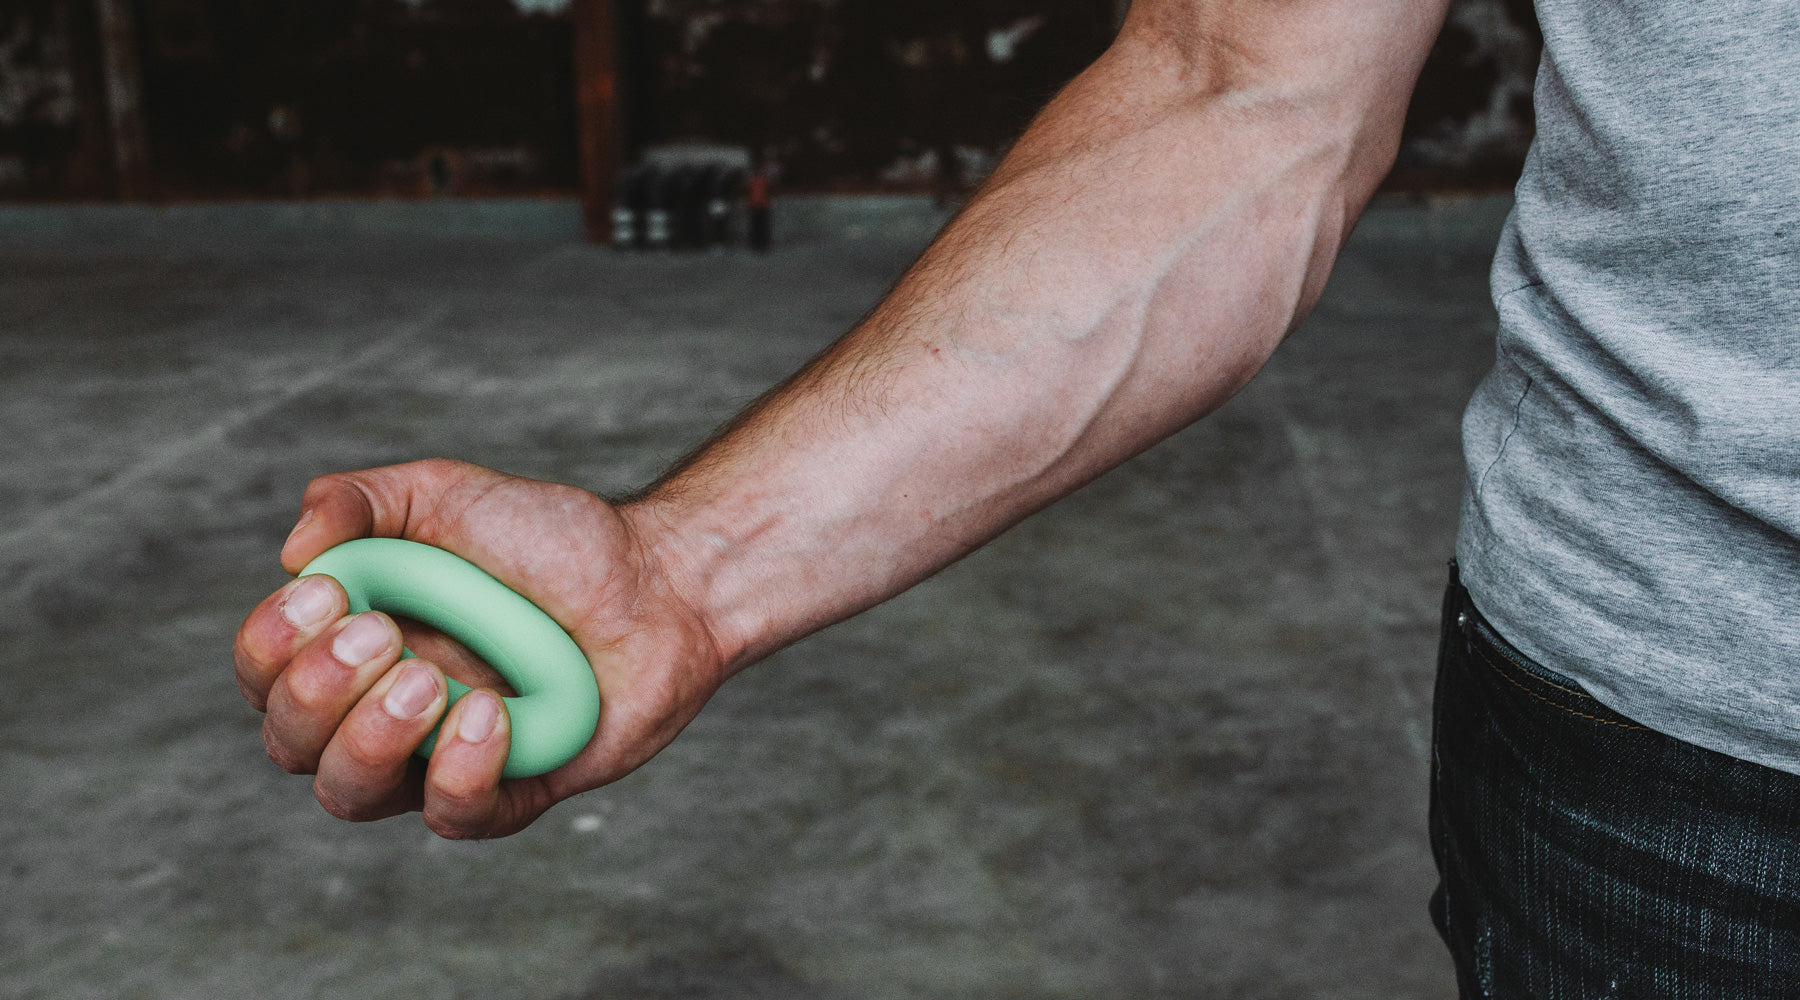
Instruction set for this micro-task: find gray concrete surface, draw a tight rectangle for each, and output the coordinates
[0,194,955,247]
[0,193,1510,999]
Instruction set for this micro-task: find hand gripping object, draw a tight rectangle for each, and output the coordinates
[297,538,601,779]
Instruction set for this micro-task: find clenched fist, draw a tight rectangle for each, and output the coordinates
[233,459,725,839]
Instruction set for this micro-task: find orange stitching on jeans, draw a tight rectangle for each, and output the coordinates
[1470,641,1648,731]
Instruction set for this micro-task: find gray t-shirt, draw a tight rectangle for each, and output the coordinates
[1456,2,1800,773]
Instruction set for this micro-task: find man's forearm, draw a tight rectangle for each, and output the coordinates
[626,3,1442,673]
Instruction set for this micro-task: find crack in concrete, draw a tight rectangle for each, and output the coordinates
[0,304,449,570]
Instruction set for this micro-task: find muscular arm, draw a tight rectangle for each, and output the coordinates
[632,0,1451,672]
[238,0,1451,838]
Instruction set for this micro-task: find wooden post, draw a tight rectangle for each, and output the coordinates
[572,0,622,243]
[93,0,151,200]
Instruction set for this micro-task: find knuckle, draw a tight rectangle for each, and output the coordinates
[231,638,260,678]
[263,732,314,775]
[312,782,358,820]
[301,470,354,504]
[232,655,267,701]
[422,811,487,841]
[313,780,380,822]
[232,621,285,696]
[422,774,498,840]
[236,676,269,713]
[282,665,345,716]
[429,776,486,813]
[412,457,472,481]
[335,729,400,774]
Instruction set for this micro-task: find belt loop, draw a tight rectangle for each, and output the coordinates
[1446,558,1472,638]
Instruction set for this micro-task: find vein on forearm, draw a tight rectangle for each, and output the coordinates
[631,40,1390,670]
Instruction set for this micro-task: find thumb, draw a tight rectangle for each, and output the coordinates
[279,459,487,574]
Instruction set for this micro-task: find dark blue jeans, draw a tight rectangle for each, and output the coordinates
[1429,563,1800,998]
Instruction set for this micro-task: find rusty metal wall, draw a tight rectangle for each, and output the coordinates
[1,0,110,196]
[1,0,580,199]
[1398,0,1541,188]
[1,0,1540,199]
[625,0,1116,191]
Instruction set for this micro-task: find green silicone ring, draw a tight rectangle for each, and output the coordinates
[297,538,600,779]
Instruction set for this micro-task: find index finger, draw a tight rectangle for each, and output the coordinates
[233,574,349,710]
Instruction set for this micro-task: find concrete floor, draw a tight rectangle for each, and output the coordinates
[0,193,1509,999]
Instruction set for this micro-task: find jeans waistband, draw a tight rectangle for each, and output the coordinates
[1442,559,1645,731]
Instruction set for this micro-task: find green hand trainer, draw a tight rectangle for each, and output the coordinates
[297,538,600,779]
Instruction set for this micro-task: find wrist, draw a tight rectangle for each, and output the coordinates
[617,494,757,676]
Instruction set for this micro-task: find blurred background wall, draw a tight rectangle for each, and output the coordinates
[0,0,1540,202]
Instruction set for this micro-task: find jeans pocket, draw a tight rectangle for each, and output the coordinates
[1460,607,1648,733]
[1433,570,1800,999]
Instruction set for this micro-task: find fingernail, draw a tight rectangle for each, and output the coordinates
[457,692,500,743]
[332,613,391,665]
[280,576,335,628]
[383,664,439,720]
[286,508,314,540]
